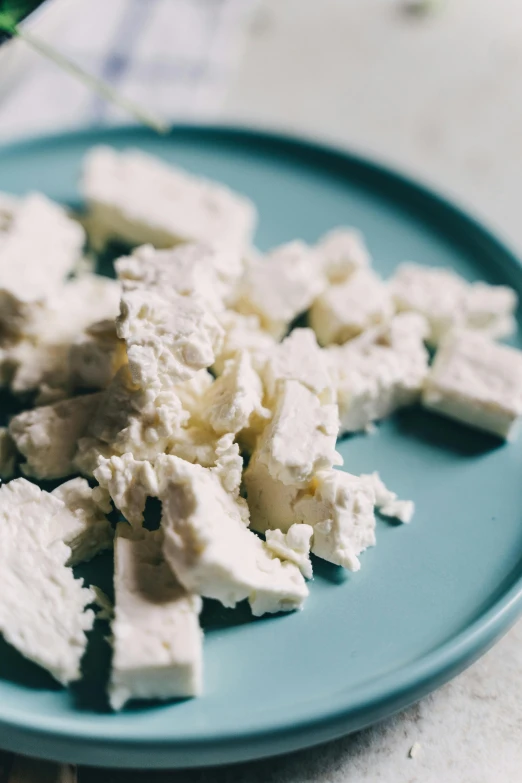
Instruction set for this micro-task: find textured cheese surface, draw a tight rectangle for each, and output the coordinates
[69,319,127,390]
[109,524,203,711]
[0,479,94,684]
[9,392,103,480]
[82,146,256,254]
[310,267,394,346]
[117,289,224,390]
[156,455,308,616]
[315,226,371,283]
[390,262,517,345]
[236,241,325,338]
[265,524,314,578]
[360,472,415,524]
[256,380,342,487]
[213,310,276,375]
[244,454,303,534]
[328,313,429,433]
[94,453,159,526]
[422,329,522,439]
[51,477,114,564]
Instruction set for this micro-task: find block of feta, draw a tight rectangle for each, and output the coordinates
[0,426,16,479]
[213,310,276,375]
[389,262,517,345]
[109,524,203,711]
[256,380,342,487]
[0,479,94,684]
[265,525,314,579]
[294,470,376,571]
[82,146,256,255]
[360,472,415,523]
[156,455,308,616]
[261,328,335,405]
[115,243,242,311]
[117,289,224,391]
[309,267,394,346]
[328,313,430,433]
[315,227,371,283]
[94,453,159,527]
[201,351,270,436]
[69,319,127,390]
[244,453,303,534]
[0,192,85,336]
[236,241,325,339]
[9,392,103,480]
[51,477,114,564]
[422,329,522,439]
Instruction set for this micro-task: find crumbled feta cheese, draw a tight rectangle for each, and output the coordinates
[167,425,224,468]
[0,478,94,684]
[9,393,103,480]
[360,472,415,523]
[256,380,342,487]
[315,227,371,283]
[156,455,308,616]
[265,525,314,579]
[69,319,127,390]
[294,470,376,571]
[328,313,429,433]
[390,263,517,345]
[174,370,214,418]
[117,289,224,391]
[0,193,85,336]
[236,241,325,339]
[0,426,16,479]
[201,351,269,436]
[244,454,303,534]
[310,267,394,346]
[261,328,335,405]
[82,146,256,255]
[94,453,159,526]
[51,477,114,563]
[109,524,203,710]
[213,310,276,375]
[422,329,522,439]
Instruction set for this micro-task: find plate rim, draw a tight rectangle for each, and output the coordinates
[0,122,521,768]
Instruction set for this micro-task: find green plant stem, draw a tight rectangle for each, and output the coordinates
[10,25,169,134]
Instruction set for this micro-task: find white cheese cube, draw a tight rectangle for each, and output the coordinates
[213,310,276,375]
[69,319,127,390]
[422,329,522,439]
[82,146,256,255]
[0,479,94,684]
[328,313,429,433]
[256,380,342,487]
[51,477,114,564]
[265,525,314,578]
[261,328,335,405]
[0,427,16,479]
[117,289,224,391]
[156,455,308,616]
[309,267,394,346]
[109,524,203,711]
[360,472,414,523]
[294,470,376,571]
[9,392,103,480]
[0,193,85,335]
[390,262,517,345]
[315,227,371,283]
[236,241,325,339]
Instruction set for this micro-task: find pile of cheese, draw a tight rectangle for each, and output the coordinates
[0,147,521,710]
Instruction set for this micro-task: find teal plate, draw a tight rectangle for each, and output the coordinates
[0,125,522,769]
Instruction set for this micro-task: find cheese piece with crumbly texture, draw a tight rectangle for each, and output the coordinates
[360,472,415,523]
[115,243,242,311]
[315,227,371,283]
[156,455,308,616]
[94,453,159,527]
[174,370,214,418]
[328,313,429,433]
[236,241,325,339]
[310,267,394,346]
[0,427,16,479]
[390,262,517,345]
[422,329,522,440]
[51,478,114,564]
[69,319,127,390]
[201,351,270,436]
[109,524,203,711]
[261,328,335,405]
[117,289,224,391]
[9,392,103,480]
[0,479,94,684]
[0,193,85,336]
[294,470,376,571]
[265,525,314,579]
[256,380,342,487]
[213,310,276,375]
[82,146,256,255]
[244,454,303,534]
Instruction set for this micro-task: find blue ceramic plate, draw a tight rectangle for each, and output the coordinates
[0,126,521,769]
